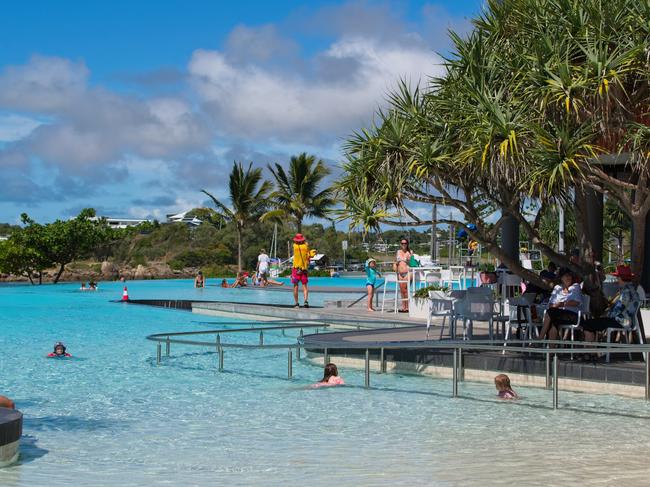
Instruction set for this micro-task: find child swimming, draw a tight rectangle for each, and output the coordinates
[312,363,345,388]
[495,374,518,399]
[47,342,72,358]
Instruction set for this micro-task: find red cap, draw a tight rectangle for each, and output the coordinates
[293,233,305,243]
[611,265,634,281]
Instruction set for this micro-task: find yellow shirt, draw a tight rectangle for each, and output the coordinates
[293,243,310,270]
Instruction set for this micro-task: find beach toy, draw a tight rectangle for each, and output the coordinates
[122,286,129,301]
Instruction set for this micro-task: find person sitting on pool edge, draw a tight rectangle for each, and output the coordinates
[47,342,72,358]
[495,374,518,399]
[313,363,345,387]
[0,394,15,409]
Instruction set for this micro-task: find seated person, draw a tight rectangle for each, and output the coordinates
[582,265,640,343]
[538,268,583,341]
[0,395,15,409]
[540,262,558,285]
[312,363,345,388]
[230,272,248,288]
[47,342,72,358]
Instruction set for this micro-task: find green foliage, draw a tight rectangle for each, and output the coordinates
[264,153,335,232]
[413,285,450,299]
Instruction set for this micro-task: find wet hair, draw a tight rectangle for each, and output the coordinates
[321,363,339,382]
[198,271,203,275]
[494,374,512,392]
[54,342,66,354]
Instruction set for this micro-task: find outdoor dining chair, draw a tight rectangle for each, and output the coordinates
[454,292,495,340]
[605,301,644,363]
[380,272,410,314]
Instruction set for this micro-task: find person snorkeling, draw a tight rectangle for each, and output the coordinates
[47,342,72,358]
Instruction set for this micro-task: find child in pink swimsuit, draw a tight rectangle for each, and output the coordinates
[312,363,345,387]
[495,374,518,399]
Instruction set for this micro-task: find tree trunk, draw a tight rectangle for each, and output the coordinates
[38,271,42,285]
[296,219,302,234]
[26,273,34,285]
[631,215,646,280]
[237,227,242,273]
[53,263,66,284]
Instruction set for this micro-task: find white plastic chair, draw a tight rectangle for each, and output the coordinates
[502,294,536,352]
[454,293,495,340]
[606,301,644,363]
[558,294,590,359]
[380,272,409,313]
[427,291,454,339]
[449,266,465,289]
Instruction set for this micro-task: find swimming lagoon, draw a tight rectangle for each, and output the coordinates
[2,279,650,486]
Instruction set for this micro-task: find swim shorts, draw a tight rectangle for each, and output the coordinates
[291,267,308,285]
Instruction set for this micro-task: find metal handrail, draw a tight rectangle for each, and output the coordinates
[146,324,650,410]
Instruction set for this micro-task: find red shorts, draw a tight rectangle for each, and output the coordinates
[291,268,308,285]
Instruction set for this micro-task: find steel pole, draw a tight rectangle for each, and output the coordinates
[365,349,370,388]
[380,347,385,373]
[259,331,264,346]
[324,347,329,365]
[452,348,458,397]
[156,343,161,365]
[553,354,559,409]
[288,349,293,379]
[218,345,224,372]
[643,352,650,401]
[296,343,301,360]
[459,347,464,382]
[165,337,170,357]
[546,353,551,389]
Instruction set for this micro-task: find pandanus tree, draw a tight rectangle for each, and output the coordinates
[339,0,650,288]
[202,162,271,272]
[263,153,335,233]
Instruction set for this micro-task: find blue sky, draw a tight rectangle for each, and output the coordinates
[0,0,482,223]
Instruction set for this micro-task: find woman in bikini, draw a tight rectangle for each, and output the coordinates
[394,237,413,312]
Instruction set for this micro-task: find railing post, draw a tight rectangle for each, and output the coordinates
[299,328,304,339]
[643,352,650,401]
[452,348,458,397]
[459,347,464,382]
[380,347,385,373]
[218,345,224,372]
[259,331,264,346]
[365,349,370,388]
[545,352,551,389]
[288,349,293,379]
[324,347,329,365]
[156,343,161,365]
[165,337,170,357]
[296,343,301,360]
[553,354,559,409]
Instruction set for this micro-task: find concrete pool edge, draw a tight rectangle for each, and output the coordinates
[0,408,22,467]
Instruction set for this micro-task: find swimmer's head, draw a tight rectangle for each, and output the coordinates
[494,374,511,391]
[321,363,339,382]
[53,342,66,355]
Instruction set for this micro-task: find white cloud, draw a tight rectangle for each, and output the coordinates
[189,36,441,143]
[0,113,43,142]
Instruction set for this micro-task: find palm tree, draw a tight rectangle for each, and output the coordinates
[264,153,335,233]
[202,162,271,272]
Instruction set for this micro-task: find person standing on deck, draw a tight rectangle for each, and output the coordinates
[394,237,413,312]
[257,249,270,286]
[291,233,313,308]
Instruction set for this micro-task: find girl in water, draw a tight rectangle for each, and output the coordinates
[495,374,518,399]
[313,363,345,387]
[47,342,72,358]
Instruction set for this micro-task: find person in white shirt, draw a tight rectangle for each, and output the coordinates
[538,268,583,341]
[256,249,270,286]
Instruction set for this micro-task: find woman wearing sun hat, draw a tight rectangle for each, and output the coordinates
[581,265,641,343]
[291,233,313,308]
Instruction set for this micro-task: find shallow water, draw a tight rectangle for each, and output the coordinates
[2,280,650,486]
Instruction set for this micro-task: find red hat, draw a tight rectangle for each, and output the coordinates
[611,265,635,281]
[293,233,305,243]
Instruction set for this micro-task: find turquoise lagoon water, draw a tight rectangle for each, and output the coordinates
[2,279,650,486]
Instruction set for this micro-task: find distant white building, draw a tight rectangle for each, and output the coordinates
[91,217,152,229]
[166,210,203,227]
